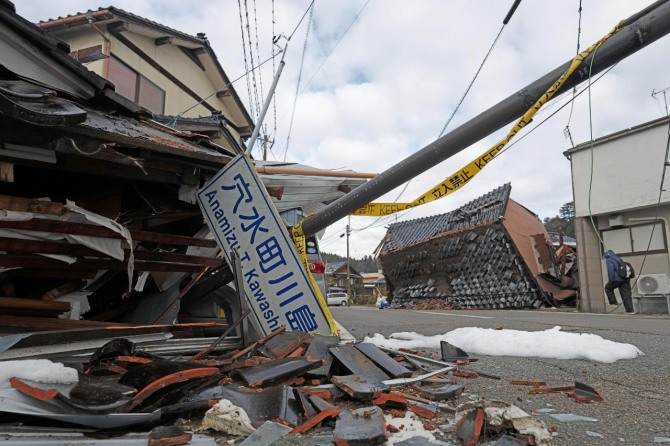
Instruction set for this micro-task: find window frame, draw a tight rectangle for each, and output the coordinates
[601,221,667,256]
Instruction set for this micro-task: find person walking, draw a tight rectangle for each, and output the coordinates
[604,250,635,314]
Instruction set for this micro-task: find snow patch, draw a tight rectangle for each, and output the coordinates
[0,359,78,388]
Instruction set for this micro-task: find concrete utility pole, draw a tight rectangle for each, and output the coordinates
[301,0,670,237]
[346,216,351,303]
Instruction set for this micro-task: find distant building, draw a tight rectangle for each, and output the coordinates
[547,232,577,248]
[360,271,388,296]
[378,184,576,309]
[37,7,254,153]
[325,261,362,289]
[565,115,670,314]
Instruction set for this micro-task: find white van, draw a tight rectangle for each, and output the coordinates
[326,292,350,306]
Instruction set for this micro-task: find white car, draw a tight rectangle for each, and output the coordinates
[326,292,350,306]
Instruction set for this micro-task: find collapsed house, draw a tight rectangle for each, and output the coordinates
[0,2,368,332]
[378,184,578,310]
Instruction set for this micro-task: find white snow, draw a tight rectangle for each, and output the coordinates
[0,359,79,388]
[363,326,643,363]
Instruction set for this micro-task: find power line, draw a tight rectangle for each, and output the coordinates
[237,0,254,122]
[244,0,262,121]
[437,0,522,138]
[298,0,370,97]
[281,2,315,162]
[563,0,583,148]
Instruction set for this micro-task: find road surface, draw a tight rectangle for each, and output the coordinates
[331,306,670,445]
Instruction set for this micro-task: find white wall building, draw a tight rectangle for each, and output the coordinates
[566,115,670,313]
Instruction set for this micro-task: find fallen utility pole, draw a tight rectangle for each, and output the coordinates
[301,0,670,237]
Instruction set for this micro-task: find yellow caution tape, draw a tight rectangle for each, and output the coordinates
[290,221,339,336]
[352,22,623,217]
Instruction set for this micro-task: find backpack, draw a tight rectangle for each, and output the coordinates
[618,261,635,280]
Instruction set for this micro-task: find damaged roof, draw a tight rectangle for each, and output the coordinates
[36,5,254,135]
[0,1,369,324]
[381,183,511,253]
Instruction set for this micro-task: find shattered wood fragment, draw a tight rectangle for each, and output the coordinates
[528,385,575,394]
[220,356,273,373]
[290,407,341,434]
[511,380,547,387]
[373,392,408,409]
[117,355,152,364]
[229,342,259,361]
[10,377,58,401]
[304,389,332,399]
[409,403,438,419]
[390,390,432,405]
[452,370,479,378]
[288,346,306,357]
[194,358,235,367]
[147,426,192,446]
[227,326,288,361]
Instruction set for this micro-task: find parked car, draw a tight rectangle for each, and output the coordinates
[327,292,350,306]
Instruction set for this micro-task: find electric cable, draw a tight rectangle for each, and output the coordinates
[437,0,522,138]
[297,0,371,97]
[563,0,583,148]
[281,3,315,162]
[244,0,262,120]
[237,0,255,121]
[584,46,668,315]
[169,53,277,128]
[387,65,614,225]
[289,0,315,40]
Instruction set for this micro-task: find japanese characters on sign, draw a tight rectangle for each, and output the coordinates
[197,154,335,336]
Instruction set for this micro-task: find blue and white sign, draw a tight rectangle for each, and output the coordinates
[197,154,332,336]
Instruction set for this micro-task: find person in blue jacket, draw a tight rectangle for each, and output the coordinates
[604,250,634,314]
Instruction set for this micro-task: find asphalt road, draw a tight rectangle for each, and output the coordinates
[331,306,670,446]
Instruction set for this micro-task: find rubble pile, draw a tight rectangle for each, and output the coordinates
[0,328,569,445]
[380,184,578,310]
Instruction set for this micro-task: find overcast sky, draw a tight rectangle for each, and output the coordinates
[17,1,670,257]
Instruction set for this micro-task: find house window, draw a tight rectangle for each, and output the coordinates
[602,222,666,255]
[108,55,165,114]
